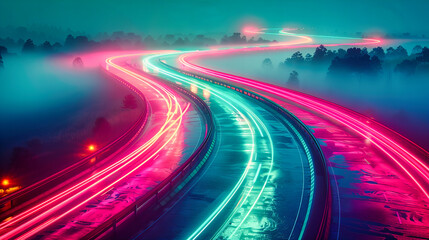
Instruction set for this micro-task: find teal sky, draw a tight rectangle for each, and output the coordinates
[1,0,428,35]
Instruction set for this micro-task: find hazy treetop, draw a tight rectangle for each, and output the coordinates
[1,0,428,36]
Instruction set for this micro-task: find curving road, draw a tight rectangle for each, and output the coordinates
[0,52,209,239]
[176,29,429,239]
[2,29,428,240]
[124,50,326,239]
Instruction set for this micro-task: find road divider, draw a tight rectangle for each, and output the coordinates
[82,64,216,240]
[160,60,330,240]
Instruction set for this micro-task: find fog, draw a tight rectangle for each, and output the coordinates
[0,55,95,154]
[196,43,429,150]
[1,0,429,36]
[0,54,140,184]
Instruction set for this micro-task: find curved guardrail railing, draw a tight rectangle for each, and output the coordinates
[82,71,216,240]
[161,61,331,240]
[0,68,149,217]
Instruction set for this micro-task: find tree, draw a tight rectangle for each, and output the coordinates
[174,37,186,46]
[256,37,270,43]
[72,57,84,68]
[65,34,75,49]
[328,47,382,76]
[248,37,256,44]
[221,33,246,44]
[305,53,312,62]
[287,70,299,88]
[262,58,273,69]
[143,35,156,47]
[161,41,170,47]
[0,45,7,55]
[369,47,385,60]
[371,56,382,73]
[122,94,137,109]
[192,34,204,46]
[285,51,305,66]
[0,52,3,68]
[74,36,90,48]
[395,59,418,75]
[192,34,216,46]
[112,31,125,40]
[41,41,53,52]
[416,47,429,63]
[386,47,395,58]
[312,45,328,63]
[52,42,62,51]
[0,46,5,68]
[386,45,408,59]
[395,46,408,58]
[22,39,36,53]
[412,45,423,55]
[220,35,228,44]
[337,48,347,58]
[325,50,336,61]
[164,34,175,43]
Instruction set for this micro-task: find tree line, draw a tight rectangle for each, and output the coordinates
[271,44,429,77]
[0,32,274,55]
[0,32,274,69]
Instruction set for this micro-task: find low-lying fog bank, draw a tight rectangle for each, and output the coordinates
[0,54,143,189]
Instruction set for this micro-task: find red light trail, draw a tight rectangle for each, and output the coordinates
[2,29,428,239]
[0,52,193,239]
[175,29,429,238]
[178,31,429,199]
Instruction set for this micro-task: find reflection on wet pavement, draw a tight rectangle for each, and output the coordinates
[136,55,313,239]
[270,97,429,239]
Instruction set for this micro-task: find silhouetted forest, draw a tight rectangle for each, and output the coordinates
[0,29,275,59]
[221,32,274,45]
[0,31,276,70]
[2,26,427,78]
[273,44,429,80]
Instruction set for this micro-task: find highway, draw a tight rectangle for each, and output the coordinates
[124,51,327,239]
[0,52,210,239]
[1,29,428,239]
[176,29,429,239]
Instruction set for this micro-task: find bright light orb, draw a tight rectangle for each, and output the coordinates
[88,144,96,151]
[242,25,259,34]
[2,179,10,187]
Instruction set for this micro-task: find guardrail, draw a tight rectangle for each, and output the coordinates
[161,61,331,240]
[0,68,149,217]
[82,69,216,240]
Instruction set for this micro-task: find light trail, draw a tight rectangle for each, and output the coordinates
[0,52,189,239]
[176,28,429,238]
[178,31,429,202]
[142,52,315,239]
[142,53,260,240]
[190,28,380,61]
[179,57,429,199]
[4,28,425,239]
[209,105,274,240]
[223,108,274,239]
[18,104,189,240]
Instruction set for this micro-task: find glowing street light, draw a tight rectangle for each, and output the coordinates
[88,144,96,152]
[2,179,10,187]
